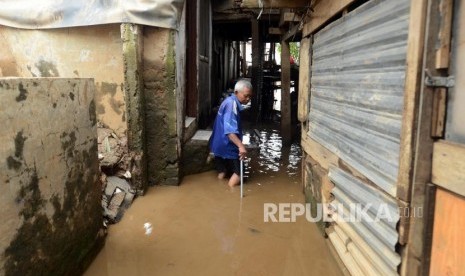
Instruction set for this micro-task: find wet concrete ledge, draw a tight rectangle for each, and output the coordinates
[181,130,214,177]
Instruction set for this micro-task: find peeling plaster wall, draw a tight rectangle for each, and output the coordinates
[176,1,187,160]
[143,27,180,185]
[0,25,126,135]
[0,78,103,275]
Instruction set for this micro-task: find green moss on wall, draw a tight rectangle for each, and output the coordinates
[144,28,179,186]
[4,144,102,276]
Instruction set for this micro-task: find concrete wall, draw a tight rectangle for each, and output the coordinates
[0,78,103,275]
[0,25,126,135]
[143,27,181,185]
[176,1,187,159]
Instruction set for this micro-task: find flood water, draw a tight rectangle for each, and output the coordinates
[85,126,342,276]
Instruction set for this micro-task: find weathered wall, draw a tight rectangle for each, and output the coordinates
[121,24,148,193]
[0,78,103,275]
[143,27,180,185]
[0,25,126,135]
[176,1,187,159]
[197,0,213,129]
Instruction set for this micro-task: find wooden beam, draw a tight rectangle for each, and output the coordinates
[417,0,454,168]
[435,0,454,69]
[241,42,247,76]
[397,0,429,202]
[431,88,447,137]
[212,0,235,12]
[241,0,310,9]
[186,0,198,117]
[279,8,291,27]
[298,36,311,122]
[283,12,302,22]
[251,18,263,119]
[213,13,252,22]
[281,40,292,144]
[303,0,355,37]
[398,0,439,274]
[268,27,283,35]
[282,23,302,42]
[301,136,339,170]
[301,136,386,188]
[432,141,465,197]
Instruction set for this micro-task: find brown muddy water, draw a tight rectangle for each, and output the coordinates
[85,127,342,276]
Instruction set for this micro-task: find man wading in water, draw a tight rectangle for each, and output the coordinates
[209,79,253,187]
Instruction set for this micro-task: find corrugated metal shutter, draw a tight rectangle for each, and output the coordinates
[308,0,410,196]
[329,167,400,275]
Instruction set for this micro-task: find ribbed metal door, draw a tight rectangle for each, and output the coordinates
[307,0,411,274]
[308,0,410,197]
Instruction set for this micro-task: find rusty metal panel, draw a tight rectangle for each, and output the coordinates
[0,0,184,29]
[308,0,410,196]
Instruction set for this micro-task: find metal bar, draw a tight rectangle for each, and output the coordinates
[424,75,455,87]
[240,159,244,198]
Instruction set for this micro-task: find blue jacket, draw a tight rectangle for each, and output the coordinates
[209,95,243,159]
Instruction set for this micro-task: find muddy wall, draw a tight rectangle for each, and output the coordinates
[143,27,180,185]
[0,25,126,136]
[176,2,187,160]
[0,78,103,275]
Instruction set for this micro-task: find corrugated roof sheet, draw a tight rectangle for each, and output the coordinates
[308,0,411,196]
[330,167,401,275]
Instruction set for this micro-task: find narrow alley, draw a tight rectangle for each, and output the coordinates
[1,0,465,275]
[85,128,341,275]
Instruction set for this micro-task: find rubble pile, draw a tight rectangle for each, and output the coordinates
[97,122,137,224]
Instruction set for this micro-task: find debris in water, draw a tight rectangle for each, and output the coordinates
[248,227,261,234]
[103,176,136,224]
[97,121,143,225]
[144,223,153,235]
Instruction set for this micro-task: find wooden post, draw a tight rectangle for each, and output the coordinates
[398,0,449,275]
[303,0,355,37]
[268,43,274,63]
[298,36,311,123]
[281,40,292,144]
[251,18,262,119]
[435,0,453,69]
[236,41,241,78]
[431,0,453,137]
[398,0,429,273]
[397,0,429,202]
[186,0,198,117]
[241,41,247,77]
